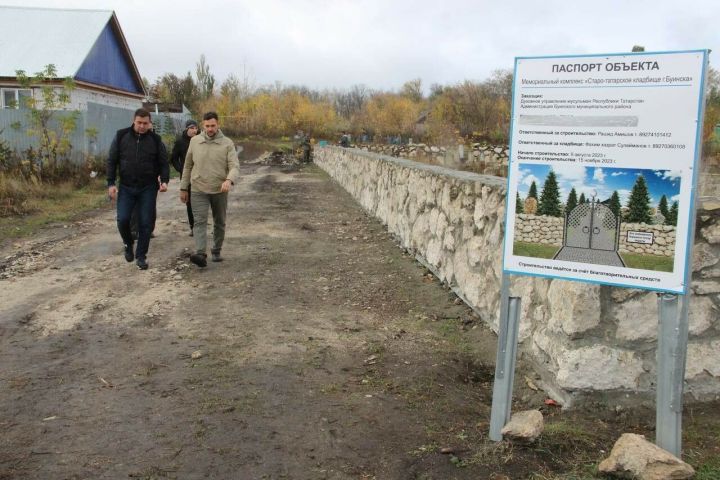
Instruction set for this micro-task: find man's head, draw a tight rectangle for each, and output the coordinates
[202,111,219,138]
[133,108,152,134]
[185,119,199,137]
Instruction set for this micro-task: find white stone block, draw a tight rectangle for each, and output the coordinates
[689,295,717,336]
[556,346,644,390]
[686,340,720,378]
[547,280,601,336]
[614,293,657,341]
[598,433,695,479]
[701,222,720,244]
[693,281,720,295]
[693,243,719,271]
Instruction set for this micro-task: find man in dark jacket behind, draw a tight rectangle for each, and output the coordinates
[107,108,169,270]
[170,119,198,236]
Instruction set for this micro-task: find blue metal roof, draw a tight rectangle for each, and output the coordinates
[75,23,143,95]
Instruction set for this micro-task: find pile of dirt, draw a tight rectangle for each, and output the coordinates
[246,150,300,166]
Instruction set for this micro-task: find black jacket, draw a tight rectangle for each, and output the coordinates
[106,126,169,188]
[170,130,192,177]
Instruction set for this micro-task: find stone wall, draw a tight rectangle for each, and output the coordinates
[514,214,564,246]
[315,145,720,406]
[355,142,509,176]
[619,223,677,257]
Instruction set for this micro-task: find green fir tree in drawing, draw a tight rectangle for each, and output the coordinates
[528,181,538,200]
[516,192,523,214]
[667,201,679,226]
[579,192,587,204]
[625,174,652,223]
[538,170,562,217]
[608,190,622,220]
[658,194,669,219]
[565,187,578,215]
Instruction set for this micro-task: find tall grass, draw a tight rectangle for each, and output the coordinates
[0,172,42,216]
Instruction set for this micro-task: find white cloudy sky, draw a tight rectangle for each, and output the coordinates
[6,0,719,92]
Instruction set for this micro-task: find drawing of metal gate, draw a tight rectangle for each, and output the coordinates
[563,200,619,251]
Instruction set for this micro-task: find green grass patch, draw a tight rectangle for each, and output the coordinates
[620,252,674,272]
[541,421,597,450]
[696,457,720,480]
[0,178,108,242]
[513,241,560,259]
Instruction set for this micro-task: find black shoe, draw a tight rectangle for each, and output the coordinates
[211,251,223,262]
[190,253,207,268]
[189,229,194,237]
[124,244,134,262]
[150,232,155,239]
[136,258,148,270]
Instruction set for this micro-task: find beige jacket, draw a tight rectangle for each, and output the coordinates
[180,130,239,194]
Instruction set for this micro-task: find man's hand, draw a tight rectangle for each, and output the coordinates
[159,182,168,193]
[180,190,188,204]
[108,186,118,201]
[220,180,233,193]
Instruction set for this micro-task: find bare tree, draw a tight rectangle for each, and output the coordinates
[334,84,369,119]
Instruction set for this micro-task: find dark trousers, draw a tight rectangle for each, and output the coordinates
[117,184,158,260]
[186,184,194,229]
[130,193,157,237]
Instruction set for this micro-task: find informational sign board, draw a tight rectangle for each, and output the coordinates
[627,231,654,245]
[503,50,708,293]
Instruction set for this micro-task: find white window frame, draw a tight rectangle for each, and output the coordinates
[1,87,33,109]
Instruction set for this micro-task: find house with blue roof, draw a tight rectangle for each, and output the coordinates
[0,6,145,111]
[0,6,160,160]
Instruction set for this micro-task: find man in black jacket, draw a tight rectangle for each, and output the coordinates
[170,119,198,236]
[107,108,169,270]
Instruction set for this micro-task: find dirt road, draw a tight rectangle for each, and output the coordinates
[2,161,716,479]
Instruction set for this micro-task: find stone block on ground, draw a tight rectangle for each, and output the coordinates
[598,433,695,480]
[500,409,543,443]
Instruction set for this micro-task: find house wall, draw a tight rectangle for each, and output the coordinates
[67,88,142,111]
[0,82,141,111]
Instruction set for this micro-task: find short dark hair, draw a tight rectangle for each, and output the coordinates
[134,108,151,119]
[202,111,219,121]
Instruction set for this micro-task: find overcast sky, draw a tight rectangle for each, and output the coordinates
[5,0,719,92]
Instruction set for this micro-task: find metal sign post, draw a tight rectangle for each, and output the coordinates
[655,293,690,456]
[489,273,522,441]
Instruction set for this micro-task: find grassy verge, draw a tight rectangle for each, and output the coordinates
[513,241,560,259]
[0,177,108,243]
[620,252,674,272]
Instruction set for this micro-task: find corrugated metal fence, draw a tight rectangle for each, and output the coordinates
[0,102,189,165]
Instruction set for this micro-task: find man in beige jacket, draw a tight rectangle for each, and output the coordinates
[179,111,240,267]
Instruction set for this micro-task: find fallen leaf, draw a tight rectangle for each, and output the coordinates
[525,376,539,391]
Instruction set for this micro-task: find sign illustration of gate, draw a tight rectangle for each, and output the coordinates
[554,200,625,267]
